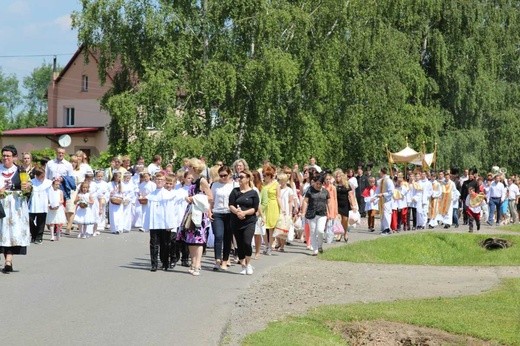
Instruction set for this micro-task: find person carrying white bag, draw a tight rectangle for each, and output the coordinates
[299,174,329,256]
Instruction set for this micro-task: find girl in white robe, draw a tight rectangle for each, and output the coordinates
[134,173,156,230]
[121,172,137,232]
[92,170,110,233]
[109,172,125,234]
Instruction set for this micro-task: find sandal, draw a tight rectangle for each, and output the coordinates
[2,261,13,273]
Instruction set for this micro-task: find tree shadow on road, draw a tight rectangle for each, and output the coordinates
[119,257,152,271]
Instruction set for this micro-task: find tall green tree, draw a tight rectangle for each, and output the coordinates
[72,0,520,173]
[0,68,21,129]
[23,62,53,117]
[7,62,55,129]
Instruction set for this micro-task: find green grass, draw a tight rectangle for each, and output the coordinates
[243,278,520,345]
[321,232,520,266]
[503,224,520,232]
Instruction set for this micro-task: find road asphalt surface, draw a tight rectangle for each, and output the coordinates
[3,223,519,345]
[2,229,289,345]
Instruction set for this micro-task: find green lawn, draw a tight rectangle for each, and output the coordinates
[321,232,520,266]
[244,278,520,345]
[503,224,520,232]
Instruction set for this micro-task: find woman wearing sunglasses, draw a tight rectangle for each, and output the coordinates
[210,165,234,271]
[229,170,259,275]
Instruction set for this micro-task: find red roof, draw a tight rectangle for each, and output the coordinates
[2,127,101,136]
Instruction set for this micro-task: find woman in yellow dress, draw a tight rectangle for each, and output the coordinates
[262,164,280,255]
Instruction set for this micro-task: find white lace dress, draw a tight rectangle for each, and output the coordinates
[46,189,67,225]
[0,165,30,252]
[73,192,95,225]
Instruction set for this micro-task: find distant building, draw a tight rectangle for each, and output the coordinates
[1,46,114,159]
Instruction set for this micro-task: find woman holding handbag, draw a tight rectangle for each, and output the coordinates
[323,172,338,243]
[299,173,329,256]
[275,173,294,252]
[177,158,213,276]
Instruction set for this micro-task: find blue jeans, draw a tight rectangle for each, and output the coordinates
[452,208,459,227]
[211,213,232,261]
[488,197,502,224]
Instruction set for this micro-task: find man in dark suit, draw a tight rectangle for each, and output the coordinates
[356,166,369,217]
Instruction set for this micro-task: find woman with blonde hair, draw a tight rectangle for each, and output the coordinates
[232,159,249,182]
[177,158,213,276]
[75,150,92,177]
[251,170,265,259]
[276,172,294,252]
[20,152,36,179]
[335,169,357,242]
[209,165,221,184]
[324,171,338,241]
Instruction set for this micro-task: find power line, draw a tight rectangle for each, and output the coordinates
[0,53,74,58]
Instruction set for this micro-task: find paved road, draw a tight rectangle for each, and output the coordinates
[4,223,517,345]
[2,229,305,346]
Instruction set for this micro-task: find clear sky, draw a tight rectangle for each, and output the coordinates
[0,0,82,82]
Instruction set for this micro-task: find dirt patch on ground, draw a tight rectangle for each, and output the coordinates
[223,227,520,345]
[331,320,499,346]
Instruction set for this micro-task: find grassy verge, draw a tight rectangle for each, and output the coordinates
[502,224,520,232]
[321,232,520,266]
[244,278,520,346]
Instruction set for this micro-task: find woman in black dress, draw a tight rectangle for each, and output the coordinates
[229,170,259,275]
[335,169,357,242]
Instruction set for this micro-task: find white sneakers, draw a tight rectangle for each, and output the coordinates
[241,265,254,275]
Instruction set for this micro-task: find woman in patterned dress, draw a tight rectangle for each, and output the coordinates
[177,158,213,276]
[0,145,31,273]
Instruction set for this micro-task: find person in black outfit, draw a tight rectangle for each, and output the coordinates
[460,170,478,225]
[355,167,368,217]
[335,169,353,241]
[228,170,259,275]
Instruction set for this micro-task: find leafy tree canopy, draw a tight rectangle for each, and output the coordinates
[71,0,520,173]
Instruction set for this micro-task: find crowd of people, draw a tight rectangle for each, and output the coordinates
[1,145,518,275]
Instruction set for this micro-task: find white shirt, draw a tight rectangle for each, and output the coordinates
[466,195,484,214]
[143,188,178,230]
[92,179,110,200]
[348,176,358,189]
[375,175,395,203]
[45,158,73,180]
[508,183,519,200]
[279,186,294,215]
[139,181,157,197]
[28,178,52,213]
[164,187,188,230]
[211,181,234,214]
[487,181,506,201]
[147,163,161,176]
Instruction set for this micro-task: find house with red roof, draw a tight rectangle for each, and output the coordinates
[1,46,113,158]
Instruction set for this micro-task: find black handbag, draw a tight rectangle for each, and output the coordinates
[0,202,6,219]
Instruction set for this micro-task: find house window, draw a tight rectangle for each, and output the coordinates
[65,107,75,126]
[82,75,88,91]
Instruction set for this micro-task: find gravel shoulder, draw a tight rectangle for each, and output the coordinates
[222,225,520,345]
